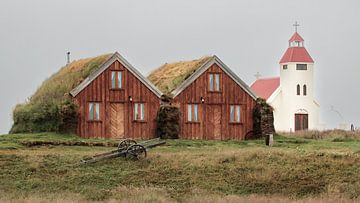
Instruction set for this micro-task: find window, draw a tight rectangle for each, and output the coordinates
[209,73,220,91]
[88,102,100,120]
[296,64,307,70]
[187,104,199,122]
[230,105,241,123]
[297,84,300,95]
[303,85,307,96]
[111,71,123,89]
[134,103,145,121]
[283,65,288,70]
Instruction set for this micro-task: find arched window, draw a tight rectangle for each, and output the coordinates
[297,84,300,95]
[303,85,307,96]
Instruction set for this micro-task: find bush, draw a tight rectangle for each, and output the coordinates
[252,98,275,139]
[156,105,180,139]
[10,99,78,134]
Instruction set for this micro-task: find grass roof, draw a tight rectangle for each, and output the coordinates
[147,56,212,95]
[30,53,112,103]
[11,53,112,133]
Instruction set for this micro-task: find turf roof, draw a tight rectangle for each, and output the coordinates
[147,56,212,95]
[30,53,112,103]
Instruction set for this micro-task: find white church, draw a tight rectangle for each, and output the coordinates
[251,28,320,132]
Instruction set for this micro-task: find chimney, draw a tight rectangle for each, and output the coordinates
[67,52,71,65]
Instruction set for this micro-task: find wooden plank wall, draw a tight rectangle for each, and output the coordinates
[173,63,256,140]
[74,60,160,139]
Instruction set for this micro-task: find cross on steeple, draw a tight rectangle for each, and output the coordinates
[293,21,300,32]
[254,72,262,80]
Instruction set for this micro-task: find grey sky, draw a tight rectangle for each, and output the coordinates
[1,0,359,134]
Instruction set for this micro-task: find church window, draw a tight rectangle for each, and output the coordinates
[296,64,307,70]
[303,85,307,96]
[283,65,288,70]
[297,84,300,95]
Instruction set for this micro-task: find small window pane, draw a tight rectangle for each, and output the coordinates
[89,103,94,120]
[230,105,234,122]
[297,84,300,95]
[215,74,220,91]
[303,85,307,96]
[283,65,288,70]
[134,103,139,120]
[111,72,116,88]
[117,72,122,88]
[193,105,198,121]
[187,104,192,121]
[209,74,214,91]
[140,103,145,120]
[236,106,241,122]
[95,103,100,120]
[296,64,307,70]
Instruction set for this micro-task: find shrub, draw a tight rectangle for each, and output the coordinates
[252,98,275,139]
[156,105,180,139]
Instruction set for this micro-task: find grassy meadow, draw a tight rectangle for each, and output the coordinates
[0,131,360,202]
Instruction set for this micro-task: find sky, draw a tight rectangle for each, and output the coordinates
[0,0,359,134]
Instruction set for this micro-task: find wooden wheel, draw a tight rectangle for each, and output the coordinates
[118,139,137,150]
[126,144,147,160]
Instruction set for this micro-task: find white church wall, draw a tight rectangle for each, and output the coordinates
[271,62,320,132]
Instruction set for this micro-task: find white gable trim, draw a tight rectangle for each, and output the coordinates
[267,86,281,103]
[171,55,257,100]
[70,52,163,98]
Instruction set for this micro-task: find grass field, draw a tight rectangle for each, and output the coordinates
[0,132,360,202]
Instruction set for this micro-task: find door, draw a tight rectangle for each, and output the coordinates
[206,105,222,139]
[295,114,308,131]
[108,103,125,138]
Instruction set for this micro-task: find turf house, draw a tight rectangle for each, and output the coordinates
[148,55,258,140]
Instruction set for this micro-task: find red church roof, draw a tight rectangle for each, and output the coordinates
[279,47,314,63]
[289,32,304,42]
[251,77,280,100]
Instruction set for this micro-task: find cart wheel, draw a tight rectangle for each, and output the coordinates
[118,139,137,150]
[126,144,147,160]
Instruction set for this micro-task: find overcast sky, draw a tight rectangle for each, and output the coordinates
[0,0,359,134]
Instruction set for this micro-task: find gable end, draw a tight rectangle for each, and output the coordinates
[70,52,163,98]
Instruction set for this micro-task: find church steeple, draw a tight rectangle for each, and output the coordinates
[280,28,314,63]
[289,32,304,47]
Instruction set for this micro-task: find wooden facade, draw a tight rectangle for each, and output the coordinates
[71,53,162,139]
[172,62,257,140]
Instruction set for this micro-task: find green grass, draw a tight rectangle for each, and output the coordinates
[0,133,360,202]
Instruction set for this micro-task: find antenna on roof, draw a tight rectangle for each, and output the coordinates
[254,72,262,80]
[66,51,71,65]
[293,21,300,32]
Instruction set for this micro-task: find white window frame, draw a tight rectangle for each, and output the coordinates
[134,103,145,121]
[230,105,241,123]
[88,102,100,121]
[111,71,123,89]
[187,104,199,122]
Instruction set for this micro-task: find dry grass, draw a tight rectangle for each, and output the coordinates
[1,133,360,202]
[282,130,360,140]
[147,56,212,95]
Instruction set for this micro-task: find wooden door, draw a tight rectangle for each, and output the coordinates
[295,114,308,131]
[108,103,125,138]
[206,105,222,139]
